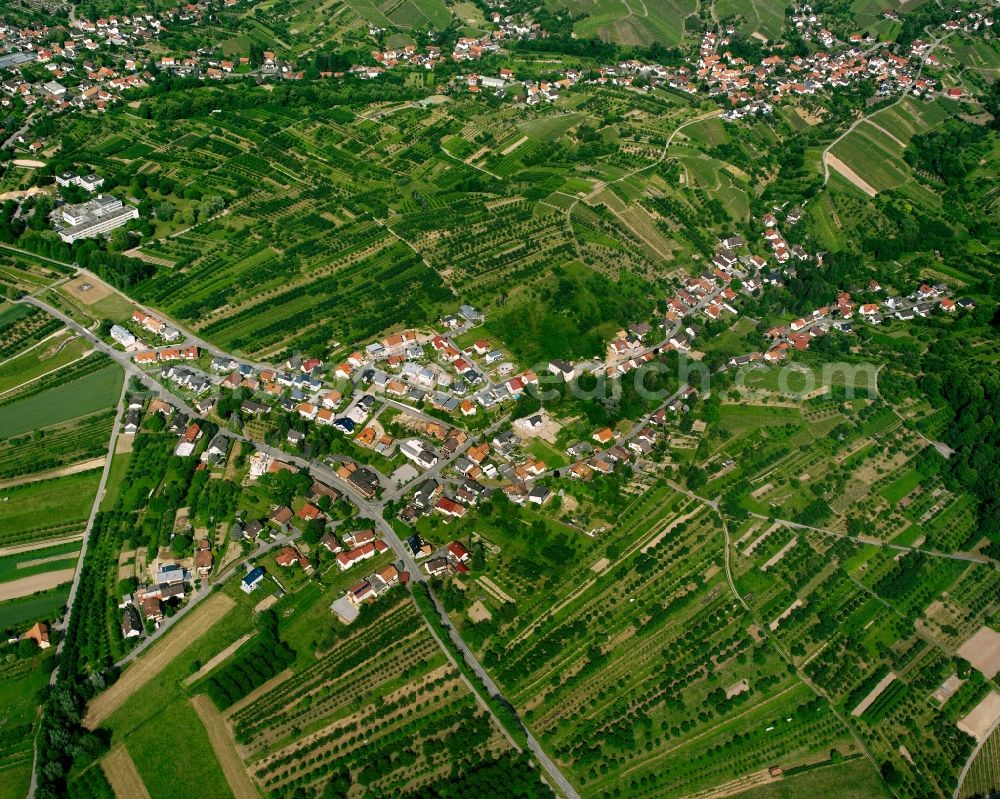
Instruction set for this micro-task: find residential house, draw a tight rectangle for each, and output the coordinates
[122,605,143,638]
[241,566,265,593]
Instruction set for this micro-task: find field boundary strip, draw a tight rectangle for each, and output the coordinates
[101,745,152,799]
[191,694,261,799]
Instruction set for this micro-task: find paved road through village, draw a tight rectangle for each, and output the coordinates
[17,288,583,799]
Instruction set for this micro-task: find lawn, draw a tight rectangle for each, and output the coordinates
[526,438,568,469]
[98,449,131,512]
[0,469,102,548]
[879,468,922,503]
[0,363,122,438]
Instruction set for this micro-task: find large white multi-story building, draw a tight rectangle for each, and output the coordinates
[57,194,138,243]
[56,171,105,192]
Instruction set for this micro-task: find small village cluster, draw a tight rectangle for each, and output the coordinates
[122,394,482,627]
[1,0,988,154]
[0,9,174,118]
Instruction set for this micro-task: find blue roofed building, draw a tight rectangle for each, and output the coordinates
[241,566,266,594]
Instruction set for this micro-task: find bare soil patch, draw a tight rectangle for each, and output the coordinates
[102,745,152,799]
[478,576,514,604]
[84,592,235,728]
[958,691,1000,742]
[958,626,1000,680]
[468,600,492,623]
[501,135,529,156]
[0,568,74,601]
[0,185,51,202]
[726,679,750,699]
[0,533,83,558]
[769,598,803,632]
[852,671,896,717]
[512,410,561,444]
[684,768,779,799]
[826,154,878,197]
[254,594,279,612]
[761,537,798,571]
[796,107,824,125]
[0,458,105,489]
[64,276,115,306]
[16,551,78,570]
[932,674,965,706]
[591,557,610,573]
[224,669,293,719]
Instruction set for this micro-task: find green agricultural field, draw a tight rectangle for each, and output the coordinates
[714,0,786,38]
[959,724,1000,799]
[0,540,81,584]
[0,584,70,629]
[95,599,255,799]
[555,0,697,45]
[6,14,999,799]
[0,303,31,328]
[0,305,61,361]
[230,597,523,796]
[519,112,589,141]
[0,411,115,481]
[879,468,922,503]
[831,124,909,193]
[734,758,890,798]
[950,36,1000,75]
[0,363,122,438]
[0,651,55,799]
[0,469,102,548]
[731,519,993,797]
[463,497,861,797]
[23,78,718,362]
[117,701,232,799]
[741,362,876,396]
[0,331,90,396]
